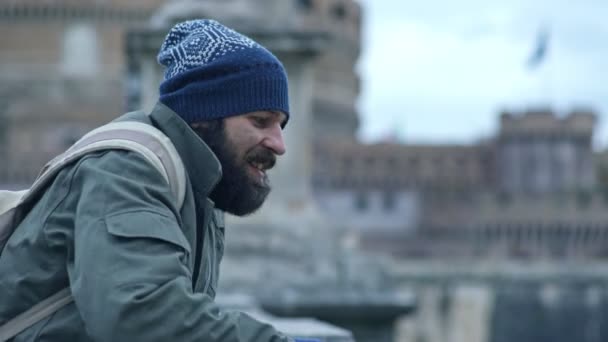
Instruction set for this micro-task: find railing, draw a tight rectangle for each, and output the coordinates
[217,294,356,341]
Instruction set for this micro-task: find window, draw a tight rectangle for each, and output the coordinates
[331,3,346,20]
[383,191,396,211]
[297,0,314,10]
[355,192,368,211]
[61,22,99,77]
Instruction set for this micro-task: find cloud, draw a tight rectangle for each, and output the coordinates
[357,0,608,147]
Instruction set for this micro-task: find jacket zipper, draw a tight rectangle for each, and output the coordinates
[192,197,207,291]
[191,168,220,292]
[193,200,217,293]
[202,214,217,294]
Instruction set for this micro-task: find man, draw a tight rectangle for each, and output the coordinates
[0,19,303,341]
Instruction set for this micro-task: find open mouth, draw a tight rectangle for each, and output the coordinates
[245,149,276,183]
[248,161,267,179]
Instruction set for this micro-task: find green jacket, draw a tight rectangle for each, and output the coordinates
[0,103,291,342]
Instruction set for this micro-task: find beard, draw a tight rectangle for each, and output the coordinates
[192,120,274,216]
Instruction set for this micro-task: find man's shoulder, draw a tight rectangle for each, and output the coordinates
[69,149,165,182]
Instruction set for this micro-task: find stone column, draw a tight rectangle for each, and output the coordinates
[139,58,163,113]
[447,285,494,342]
[125,19,357,342]
[125,4,336,296]
[227,33,327,227]
[218,31,340,296]
[125,6,417,341]
[125,29,163,113]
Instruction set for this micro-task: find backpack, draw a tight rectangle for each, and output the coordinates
[0,119,186,341]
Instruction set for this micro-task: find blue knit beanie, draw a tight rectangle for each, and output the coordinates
[157,19,289,124]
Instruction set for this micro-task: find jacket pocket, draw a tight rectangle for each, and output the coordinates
[105,210,192,256]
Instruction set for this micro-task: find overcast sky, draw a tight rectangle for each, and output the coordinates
[356,0,608,148]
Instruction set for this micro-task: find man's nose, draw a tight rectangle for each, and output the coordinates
[262,125,286,156]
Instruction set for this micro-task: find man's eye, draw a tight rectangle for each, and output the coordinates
[252,117,268,127]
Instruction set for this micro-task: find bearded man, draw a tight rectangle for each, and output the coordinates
[0,19,306,342]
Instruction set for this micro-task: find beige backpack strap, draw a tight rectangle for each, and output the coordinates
[0,121,186,341]
[27,121,186,209]
[0,190,28,248]
[0,288,71,341]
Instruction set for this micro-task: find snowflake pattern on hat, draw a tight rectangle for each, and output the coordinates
[158,19,260,79]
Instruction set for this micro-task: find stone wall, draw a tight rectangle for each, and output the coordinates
[0,1,158,185]
[391,261,608,342]
[497,109,597,194]
[313,141,490,190]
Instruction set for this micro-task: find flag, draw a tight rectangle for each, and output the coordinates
[527,27,550,70]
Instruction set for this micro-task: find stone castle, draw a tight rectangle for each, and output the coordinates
[315,108,608,260]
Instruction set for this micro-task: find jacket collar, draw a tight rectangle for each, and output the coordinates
[148,102,222,198]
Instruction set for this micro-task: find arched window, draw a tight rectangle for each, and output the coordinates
[61,22,99,77]
[331,3,346,20]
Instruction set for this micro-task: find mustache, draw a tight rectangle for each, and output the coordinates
[245,147,276,170]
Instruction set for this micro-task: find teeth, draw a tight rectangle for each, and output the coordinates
[251,162,264,171]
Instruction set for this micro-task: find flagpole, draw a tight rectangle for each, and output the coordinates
[527,25,552,110]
